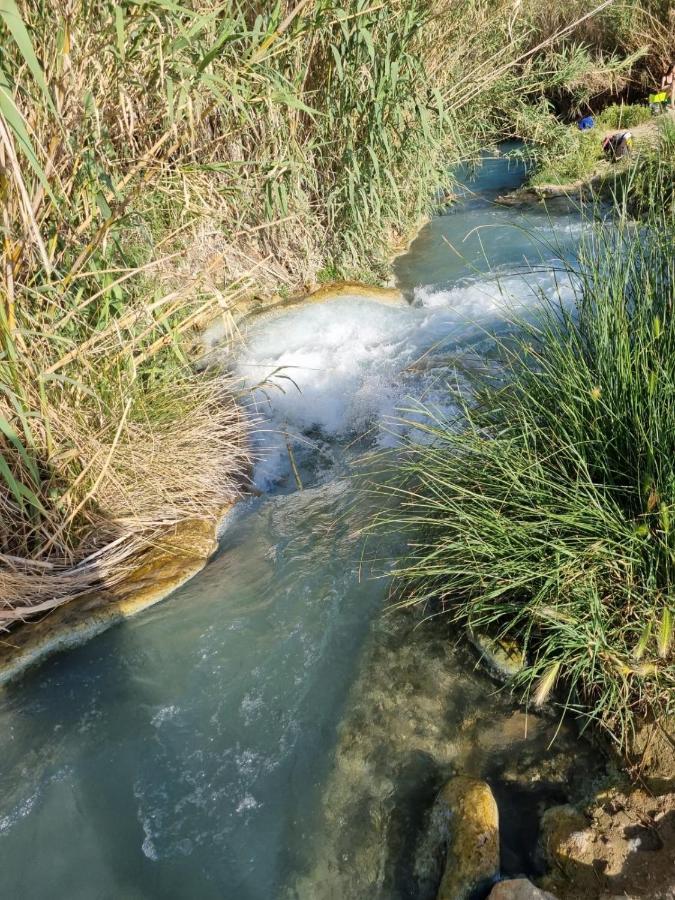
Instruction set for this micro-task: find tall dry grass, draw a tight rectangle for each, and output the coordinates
[0,0,652,626]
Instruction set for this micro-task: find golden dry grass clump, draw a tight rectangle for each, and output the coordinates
[0,344,250,623]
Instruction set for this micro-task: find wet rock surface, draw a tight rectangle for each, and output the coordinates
[0,513,226,685]
[288,611,603,899]
[468,630,526,681]
[432,776,499,900]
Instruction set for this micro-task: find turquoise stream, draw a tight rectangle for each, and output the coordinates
[0,153,597,899]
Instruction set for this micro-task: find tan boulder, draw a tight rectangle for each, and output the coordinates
[434,775,500,900]
[540,804,590,870]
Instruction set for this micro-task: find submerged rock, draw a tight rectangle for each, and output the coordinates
[488,878,558,899]
[288,614,602,900]
[430,775,500,900]
[0,512,229,686]
[468,629,526,680]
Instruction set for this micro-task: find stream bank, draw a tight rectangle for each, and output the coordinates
[499,110,675,205]
[0,513,228,686]
[0,149,670,900]
[0,282,405,689]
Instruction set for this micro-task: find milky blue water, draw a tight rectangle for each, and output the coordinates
[0,151,592,899]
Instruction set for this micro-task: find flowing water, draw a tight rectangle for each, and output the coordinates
[0,152,602,899]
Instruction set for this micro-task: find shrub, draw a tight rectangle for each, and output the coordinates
[527,123,604,185]
[624,117,675,211]
[597,103,653,129]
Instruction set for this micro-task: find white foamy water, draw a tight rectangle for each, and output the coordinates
[235,270,575,489]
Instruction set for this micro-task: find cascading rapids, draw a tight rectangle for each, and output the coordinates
[234,269,576,490]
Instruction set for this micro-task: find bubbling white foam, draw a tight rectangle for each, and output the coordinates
[235,272,575,489]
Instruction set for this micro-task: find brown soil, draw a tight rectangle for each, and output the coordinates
[540,788,675,899]
[625,718,675,794]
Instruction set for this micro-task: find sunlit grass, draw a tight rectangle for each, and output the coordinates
[0,0,663,621]
[372,166,675,745]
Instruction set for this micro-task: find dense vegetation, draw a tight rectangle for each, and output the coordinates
[526,103,674,187]
[0,0,671,624]
[374,159,675,744]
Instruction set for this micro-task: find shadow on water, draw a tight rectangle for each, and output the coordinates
[285,610,604,900]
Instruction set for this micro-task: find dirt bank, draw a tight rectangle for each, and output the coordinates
[540,786,675,899]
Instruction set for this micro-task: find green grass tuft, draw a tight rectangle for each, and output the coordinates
[373,161,675,745]
[622,117,675,212]
[528,125,605,185]
[596,102,652,129]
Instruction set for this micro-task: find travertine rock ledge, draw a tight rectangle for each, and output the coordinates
[0,511,229,686]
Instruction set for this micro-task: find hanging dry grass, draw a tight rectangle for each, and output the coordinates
[0,331,250,625]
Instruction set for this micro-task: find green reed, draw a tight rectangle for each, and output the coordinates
[372,165,675,746]
[0,0,659,618]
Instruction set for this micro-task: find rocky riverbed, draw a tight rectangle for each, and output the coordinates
[288,610,608,899]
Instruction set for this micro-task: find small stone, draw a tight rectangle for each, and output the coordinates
[540,804,589,867]
[434,775,500,900]
[468,629,526,680]
[488,878,559,899]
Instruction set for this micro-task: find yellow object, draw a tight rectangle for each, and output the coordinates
[650,91,668,103]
